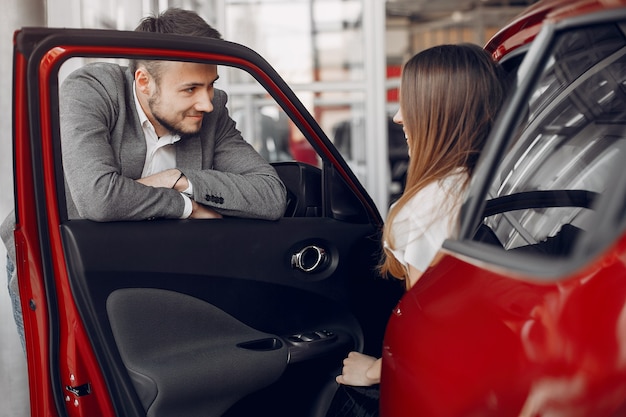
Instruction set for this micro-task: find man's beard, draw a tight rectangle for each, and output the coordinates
[149,97,202,140]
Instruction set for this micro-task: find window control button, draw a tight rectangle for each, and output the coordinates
[286,330,337,345]
[315,330,334,339]
[299,332,321,342]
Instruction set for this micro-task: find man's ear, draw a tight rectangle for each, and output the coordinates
[135,68,152,94]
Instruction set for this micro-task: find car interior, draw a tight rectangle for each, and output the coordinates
[473,23,626,261]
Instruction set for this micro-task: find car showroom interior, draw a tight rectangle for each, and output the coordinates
[12,0,620,416]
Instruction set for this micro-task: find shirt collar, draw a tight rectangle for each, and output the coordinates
[132,82,181,144]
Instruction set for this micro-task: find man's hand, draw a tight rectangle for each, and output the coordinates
[137,169,220,219]
[136,168,189,191]
[190,200,222,219]
[336,352,381,386]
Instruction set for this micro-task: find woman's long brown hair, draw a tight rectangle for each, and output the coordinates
[380,43,506,280]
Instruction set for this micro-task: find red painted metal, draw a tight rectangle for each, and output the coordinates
[12,44,60,417]
[36,46,116,417]
[13,42,119,417]
[382,235,626,416]
[485,0,626,60]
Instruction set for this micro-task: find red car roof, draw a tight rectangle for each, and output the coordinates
[486,0,626,61]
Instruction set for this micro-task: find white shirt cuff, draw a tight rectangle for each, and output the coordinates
[182,179,193,197]
[180,194,193,219]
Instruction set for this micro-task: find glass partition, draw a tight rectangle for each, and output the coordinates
[223,0,392,209]
[48,0,393,211]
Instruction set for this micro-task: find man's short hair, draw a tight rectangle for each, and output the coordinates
[129,8,222,77]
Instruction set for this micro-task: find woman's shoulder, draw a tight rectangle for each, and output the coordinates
[419,170,468,199]
[398,170,468,217]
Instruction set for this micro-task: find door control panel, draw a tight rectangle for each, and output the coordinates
[284,330,345,363]
[286,329,336,345]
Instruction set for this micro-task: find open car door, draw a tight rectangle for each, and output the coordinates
[11,28,402,417]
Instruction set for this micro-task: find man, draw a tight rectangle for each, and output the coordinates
[1,7,287,347]
[62,8,286,221]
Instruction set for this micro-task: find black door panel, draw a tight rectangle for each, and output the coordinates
[107,288,289,417]
[60,217,385,416]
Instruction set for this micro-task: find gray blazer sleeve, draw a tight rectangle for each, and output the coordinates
[60,63,286,222]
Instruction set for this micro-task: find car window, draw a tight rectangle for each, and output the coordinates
[59,58,320,167]
[474,23,626,258]
[56,57,347,221]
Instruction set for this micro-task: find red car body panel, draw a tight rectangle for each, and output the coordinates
[485,0,626,60]
[14,44,116,417]
[382,237,626,416]
[12,48,57,417]
[381,0,626,415]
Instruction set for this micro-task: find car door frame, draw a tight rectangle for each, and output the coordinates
[12,28,402,417]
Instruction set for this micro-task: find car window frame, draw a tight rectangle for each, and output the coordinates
[14,27,388,417]
[444,9,626,281]
[20,28,382,226]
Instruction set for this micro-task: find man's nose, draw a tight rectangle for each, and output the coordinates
[196,90,214,113]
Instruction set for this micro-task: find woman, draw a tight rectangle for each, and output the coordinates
[334,43,507,395]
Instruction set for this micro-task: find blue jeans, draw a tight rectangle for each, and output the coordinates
[6,254,25,352]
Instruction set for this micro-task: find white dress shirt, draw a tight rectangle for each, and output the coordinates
[386,169,467,272]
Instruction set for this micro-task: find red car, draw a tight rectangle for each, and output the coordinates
[381,0,626,415]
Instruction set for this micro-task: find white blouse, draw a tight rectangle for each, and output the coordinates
[386,170,468,272]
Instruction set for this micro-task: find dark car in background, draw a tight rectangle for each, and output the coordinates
[381,0,626,415]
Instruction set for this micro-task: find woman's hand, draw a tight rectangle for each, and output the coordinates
[336,352,381,386]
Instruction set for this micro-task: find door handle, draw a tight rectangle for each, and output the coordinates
[237,338,283,351]
[291,245,328,273]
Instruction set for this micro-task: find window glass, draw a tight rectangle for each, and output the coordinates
[222,0,396,208]
[56,56,326,223]
[59,58,319,166]
[226,71,320,165]
[476,23,626,257]
[223,0,366,154]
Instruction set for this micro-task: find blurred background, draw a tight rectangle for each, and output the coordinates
[0,1,537,416]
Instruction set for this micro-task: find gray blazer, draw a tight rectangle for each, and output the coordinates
[2,62,288,268]
[60,62,286,222]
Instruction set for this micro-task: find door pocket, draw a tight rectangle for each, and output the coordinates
[106,288,288,417]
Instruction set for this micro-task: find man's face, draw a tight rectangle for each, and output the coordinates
[141,61,219,139]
